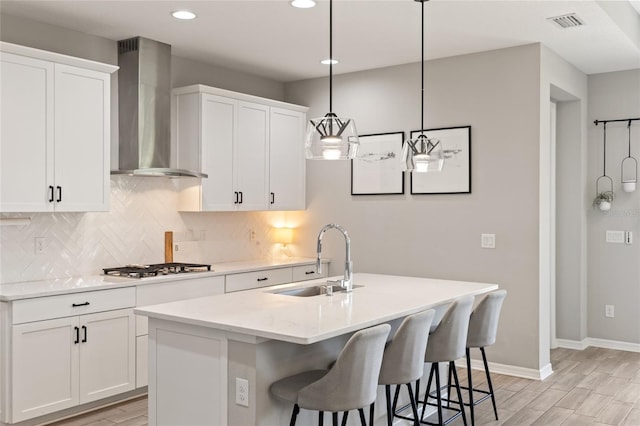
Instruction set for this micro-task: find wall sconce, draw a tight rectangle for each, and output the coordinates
[273,227,294,247]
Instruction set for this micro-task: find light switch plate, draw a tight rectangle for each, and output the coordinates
[481,234,496,249]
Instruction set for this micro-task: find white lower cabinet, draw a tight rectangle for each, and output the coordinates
[135,276,226,388]
[5,288,135,424]
[11,317,79,422]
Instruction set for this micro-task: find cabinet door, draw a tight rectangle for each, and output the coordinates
[201,94,237,211]
[54,64,110,212]
[0,53,54,212]
[235,101,269,211]
[79,309,135,403]
[11,317,79,422]
[269,108,306,210]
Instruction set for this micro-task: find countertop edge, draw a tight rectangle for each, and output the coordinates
[0,257,329,301]
[135,275,499,344]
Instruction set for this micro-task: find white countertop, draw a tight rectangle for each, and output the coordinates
[0,257,324,301]
[135,273,498,344]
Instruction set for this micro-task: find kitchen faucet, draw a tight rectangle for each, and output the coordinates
[316,224,353,292]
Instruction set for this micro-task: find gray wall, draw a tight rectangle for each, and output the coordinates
[285,44,543,370]
[541,47,589,355]
[587,69,640,344]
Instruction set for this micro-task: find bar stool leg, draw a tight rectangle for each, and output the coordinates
[290,403,300,426]
[406,382,420,426]
[319,411,324,426]
[358,408,367,425]
[341,411,349,426]
[332,412,339,426]
[450,361,468,426]
[420,364,436,422]
[385,385,393,426]
[466,348,475,426]
[481,347,499,420]
[370,403,375,426]
[434,362,444,426]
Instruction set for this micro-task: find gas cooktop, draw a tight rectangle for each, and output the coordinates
[103,263,212,279]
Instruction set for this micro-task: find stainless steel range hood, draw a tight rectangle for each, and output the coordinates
[113,37,207,178]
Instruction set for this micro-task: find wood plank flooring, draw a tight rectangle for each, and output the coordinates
[48,347,640,426]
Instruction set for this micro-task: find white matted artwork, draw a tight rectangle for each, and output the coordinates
[351,132,405,195]
[410,126,471,194]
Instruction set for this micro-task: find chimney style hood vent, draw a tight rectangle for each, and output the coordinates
[113,37,207,178]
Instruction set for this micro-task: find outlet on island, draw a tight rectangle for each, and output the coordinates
[236,378,249,407]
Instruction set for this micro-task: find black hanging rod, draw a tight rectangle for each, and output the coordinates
[594,118,640,126]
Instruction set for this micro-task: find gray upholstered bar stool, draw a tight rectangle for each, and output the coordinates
[463,290,507,426]
[378,309,436,426]
[269,323,391,426]
[418,295,474,426]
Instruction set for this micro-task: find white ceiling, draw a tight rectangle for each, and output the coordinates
[1,0,639,82]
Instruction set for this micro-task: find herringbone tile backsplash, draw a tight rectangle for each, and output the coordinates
[0,176,304,283]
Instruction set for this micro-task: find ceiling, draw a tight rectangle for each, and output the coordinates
[1,0,639,82]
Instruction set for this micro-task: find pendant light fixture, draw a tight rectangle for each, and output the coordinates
[305,0,359,160]
[594,122,614,211]
[621,120,637,192]
[401,0,444,173]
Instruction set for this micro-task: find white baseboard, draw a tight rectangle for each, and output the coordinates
[555,338,589,350]
[555,337,640,353]
[454,358,553,381]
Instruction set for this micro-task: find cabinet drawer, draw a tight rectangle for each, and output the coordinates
[12,287,135,325]
[292,264,328,282]
[225,267,292,293]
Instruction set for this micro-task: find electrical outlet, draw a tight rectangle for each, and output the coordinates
[34,237,45,254]
[249,230,256,241]
[605,305,615,318]
[236,378,249,407]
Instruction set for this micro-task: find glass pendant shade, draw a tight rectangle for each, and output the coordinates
[305,112,359,160]
[402,133,444,172]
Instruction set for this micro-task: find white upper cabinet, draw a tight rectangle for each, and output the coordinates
[269,107,305,210]
[0,43,117,213]
[236,101,270,210]
[175,85,307,212]
[0,53,54,212]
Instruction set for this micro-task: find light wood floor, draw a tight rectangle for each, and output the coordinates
[49,347,640,426]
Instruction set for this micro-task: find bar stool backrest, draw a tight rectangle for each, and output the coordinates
[379,309,436,385]
[298,323,391,413]
[467,290,507,348]
[425,295,474,363]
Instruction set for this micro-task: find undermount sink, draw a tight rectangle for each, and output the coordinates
[272,284,363,297]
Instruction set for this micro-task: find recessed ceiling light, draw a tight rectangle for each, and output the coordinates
[290,0,316,9]
[171,10,197,20]
[321,59,339,65]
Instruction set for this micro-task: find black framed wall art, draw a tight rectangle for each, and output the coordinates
[410,126,471,194]
[351,132,405,195]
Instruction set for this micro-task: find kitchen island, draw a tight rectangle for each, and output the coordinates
[135,273,498,425]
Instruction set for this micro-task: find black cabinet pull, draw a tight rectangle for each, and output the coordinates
[74,326,80,344]
[49,185,55,202]
[239,191,243,204]
[270,192,275,204]
[81,325,87,343]
[256,277,268,282]
[234,192,238,204]
[56,186,62,202]
[305,271,315,275]
[72,302,90,307]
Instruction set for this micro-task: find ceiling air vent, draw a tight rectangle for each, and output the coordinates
[547,13,585,29]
